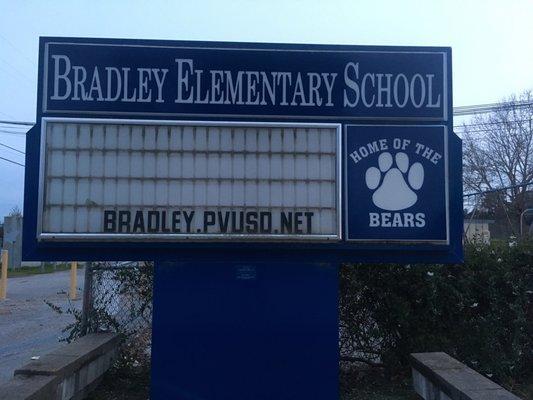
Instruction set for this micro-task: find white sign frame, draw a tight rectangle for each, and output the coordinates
[37,117,343,242]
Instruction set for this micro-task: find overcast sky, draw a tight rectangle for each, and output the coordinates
[0,0,532,218]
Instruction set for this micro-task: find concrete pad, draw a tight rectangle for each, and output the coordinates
[411,352,466,371]
[410,352,522,400]
[0,375,58,400]
[435,368,502,391]
[15,333,120,377]
[2,333,119,400]
[463,388,522,400]
[15,354,79,376]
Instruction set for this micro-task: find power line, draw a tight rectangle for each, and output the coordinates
[0,125,30,131]
[0,130,28,135]
[0,142,24,155]
[0,155,24,167]
[0,110,17,120]
[455,100,533,110]
[454,100,533,116]
[0,100,529,129]
[463,182,533,197]
[0,129,28,136]
[0,54,35,83]
[454,100,533,111]
[0,33,36,67]
[454,118,532,130]
[0,120,34,126]
[0,63,35,88]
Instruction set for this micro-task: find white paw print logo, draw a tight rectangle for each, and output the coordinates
[365,152,424,211]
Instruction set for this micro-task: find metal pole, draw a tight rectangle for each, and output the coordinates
[0,250,8,300]
[69,261,78,300]
[81,262,93,335]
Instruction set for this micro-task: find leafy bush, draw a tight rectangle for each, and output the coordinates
[51,246,531,395]
[49,261,153,371]
[339,242,533,388]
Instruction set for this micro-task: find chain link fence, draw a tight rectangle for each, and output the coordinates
[81,261,153,367]
[82,261,153,335]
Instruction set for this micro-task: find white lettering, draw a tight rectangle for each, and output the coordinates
[210,70,225,104]
[121,68,137,102]
[321,73,337,106]
[152,68,168,103]
[307,72,322,106]
[369,213,380,227]
[368,212,426,228]
[51,55,72,100]
[86,67,104,101]
[260,72,277,105]
[426,74,441,108]
[361,73,375,107]
[343,62,359,107]
[195,69,209,104]
[415,213,426,227]
[278,72,292,106]
[175,59,194,104]
[410,74,426,108]
[246,71,260,105]
[376,73,393,107]
[137,68,151,102]
[225,71,244,105]
[105,67,122,101]
[393,74,409,108]
[72,66,87,101]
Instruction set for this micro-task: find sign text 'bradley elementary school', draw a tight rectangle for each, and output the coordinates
[24,37,461,262]
[48,55,444,114]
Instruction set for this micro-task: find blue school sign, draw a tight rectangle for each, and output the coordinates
[24,37,462,264]
[23,37,462,400]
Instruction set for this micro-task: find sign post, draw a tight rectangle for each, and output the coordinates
[23,37,462,399]
[152,261,338,399]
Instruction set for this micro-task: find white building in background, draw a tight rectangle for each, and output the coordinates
[463,219,494,244]
[2,215,43,269]
[2,215,22,269]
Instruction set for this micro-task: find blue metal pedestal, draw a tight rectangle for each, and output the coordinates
[151,260,339,400]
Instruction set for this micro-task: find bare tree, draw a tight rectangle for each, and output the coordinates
[8,206,22,217]
[462,90,533,218]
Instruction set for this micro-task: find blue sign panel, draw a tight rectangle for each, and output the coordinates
[151,260,339,400]
[22,37,462,264]
[345,125,448,243]
[42,40,447,120]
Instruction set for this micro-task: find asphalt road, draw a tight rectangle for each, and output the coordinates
[0,268,84,385]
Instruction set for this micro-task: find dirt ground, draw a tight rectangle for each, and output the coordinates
[0,269,84,384]
[87,366,418,400]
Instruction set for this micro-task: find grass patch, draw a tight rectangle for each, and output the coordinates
[340,367,418,400]
[342,387,418,400]
[510,379,533,400]
[86,365,150,400]
[8,263,80,277]
[88,364,419,400]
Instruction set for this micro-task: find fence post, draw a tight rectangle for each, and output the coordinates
[69,261,78,300]
[0,250,7,300]
[81,262,94,335]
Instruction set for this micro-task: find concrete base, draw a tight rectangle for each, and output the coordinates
[0,333,120,400]
[411,352,521,400]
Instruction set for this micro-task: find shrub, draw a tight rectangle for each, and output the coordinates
[339,241,533,387]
